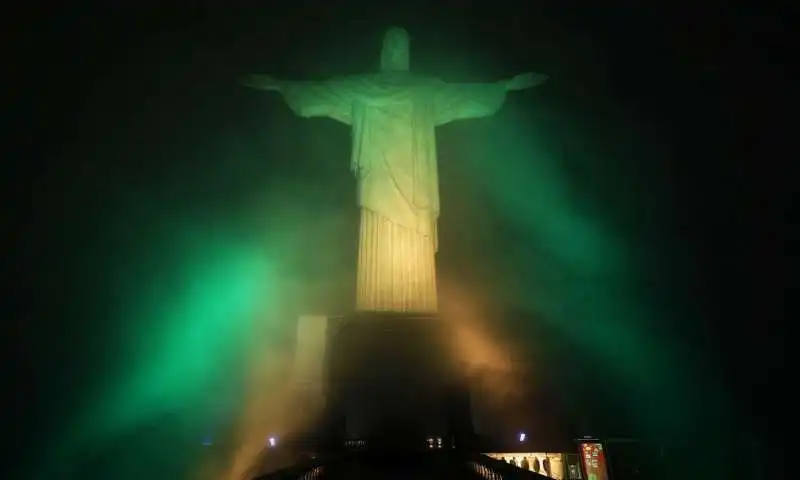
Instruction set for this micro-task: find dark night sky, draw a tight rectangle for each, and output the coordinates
[3,2,790,478]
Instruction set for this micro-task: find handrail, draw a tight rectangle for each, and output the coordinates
[250,458,325,480]
[251,450,556,480]
[464,453,554,480]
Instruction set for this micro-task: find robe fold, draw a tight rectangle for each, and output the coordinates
[278,74,507,313]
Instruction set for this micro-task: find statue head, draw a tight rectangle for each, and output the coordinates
[380,27,410,72]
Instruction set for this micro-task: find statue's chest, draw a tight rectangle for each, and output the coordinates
[377,100,414,123]
[359,103,416,152]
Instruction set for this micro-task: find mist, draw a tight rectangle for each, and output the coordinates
[6,6,765,480]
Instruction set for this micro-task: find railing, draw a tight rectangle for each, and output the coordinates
[252,451,556,480]
[250,458,325,480]
[466,453,554,480]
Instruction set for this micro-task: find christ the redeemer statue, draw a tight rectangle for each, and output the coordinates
[243,27,546,314]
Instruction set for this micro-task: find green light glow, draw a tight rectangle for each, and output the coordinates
[44,230,276,478]
[454,104,730,468]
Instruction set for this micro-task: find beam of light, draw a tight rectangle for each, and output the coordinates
[448,101,733,476]
[38,229,280,479]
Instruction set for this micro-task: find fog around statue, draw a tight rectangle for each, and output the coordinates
[243,27,546,313]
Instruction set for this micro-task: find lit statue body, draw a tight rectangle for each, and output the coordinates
[244,27,546,313]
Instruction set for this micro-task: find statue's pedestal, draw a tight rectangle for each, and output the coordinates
[321,312,467,450]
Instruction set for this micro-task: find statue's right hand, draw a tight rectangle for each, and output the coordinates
[240,74,281,91]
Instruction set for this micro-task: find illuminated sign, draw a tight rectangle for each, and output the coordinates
[578,443,609,480]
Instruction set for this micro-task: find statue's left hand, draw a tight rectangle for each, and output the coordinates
[505,72,548,91]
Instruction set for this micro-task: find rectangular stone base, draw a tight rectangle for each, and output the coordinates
[322,312,469,449]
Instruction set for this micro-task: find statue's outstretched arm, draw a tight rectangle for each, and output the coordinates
[240,73,353,124]
[503,72,548,92]
[433,72,546,125]
[240,74,282,92]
